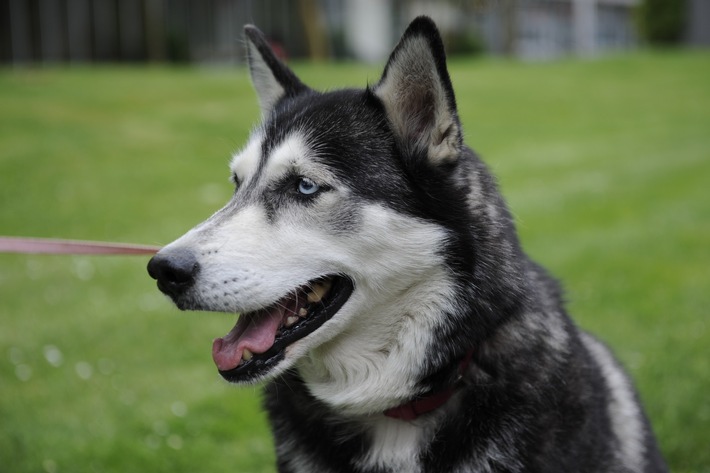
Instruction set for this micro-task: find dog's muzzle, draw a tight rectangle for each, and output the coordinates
[147,248,200,300]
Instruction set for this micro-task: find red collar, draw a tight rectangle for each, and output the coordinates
[384,348,475,421]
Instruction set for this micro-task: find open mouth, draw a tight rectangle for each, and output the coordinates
[212,275,354,383]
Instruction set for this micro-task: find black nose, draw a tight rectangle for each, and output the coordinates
[147,249,200,299]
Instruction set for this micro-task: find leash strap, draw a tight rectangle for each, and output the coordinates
[0,237,160,255]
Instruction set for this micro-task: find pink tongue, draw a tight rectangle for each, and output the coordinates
[212,306,285,371]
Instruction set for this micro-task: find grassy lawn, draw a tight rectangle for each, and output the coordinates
[1,52,708,472]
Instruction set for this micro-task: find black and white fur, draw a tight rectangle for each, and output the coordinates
[148,17,667,473]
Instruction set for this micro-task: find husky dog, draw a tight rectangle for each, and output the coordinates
[147,17,667,473]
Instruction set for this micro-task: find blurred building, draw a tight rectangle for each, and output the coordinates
[1,0,704,65]
[392,0,641,61]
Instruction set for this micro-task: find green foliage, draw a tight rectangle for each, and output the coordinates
[638,0,687,45]
[1,53,710,472]
[445,29,486,57]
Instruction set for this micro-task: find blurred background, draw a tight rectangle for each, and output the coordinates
[2,0,709,65]
[1,1,709,473]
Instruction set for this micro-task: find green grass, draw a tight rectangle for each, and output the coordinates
[1,52,709,472]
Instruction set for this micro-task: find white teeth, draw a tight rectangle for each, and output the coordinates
[307,279,332,303]
[285,315,299,327]
[242,349,253,361]
[298,308,308,317]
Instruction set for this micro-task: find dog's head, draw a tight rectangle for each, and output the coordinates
[148,17,516,415]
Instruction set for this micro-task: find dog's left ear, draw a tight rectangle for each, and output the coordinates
[244,25,309,117]
[374,17,462,165]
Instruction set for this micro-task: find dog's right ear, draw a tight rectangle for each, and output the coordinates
[244,25,309,117]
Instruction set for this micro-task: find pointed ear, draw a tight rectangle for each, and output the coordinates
[373,17,462,165]
[243,25,309,117]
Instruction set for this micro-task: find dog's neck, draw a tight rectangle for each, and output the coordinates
[384,348,475,420]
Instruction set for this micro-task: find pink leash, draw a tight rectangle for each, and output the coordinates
[0,237,160,255]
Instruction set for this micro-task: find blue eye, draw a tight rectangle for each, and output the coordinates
[297,177,320,195]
